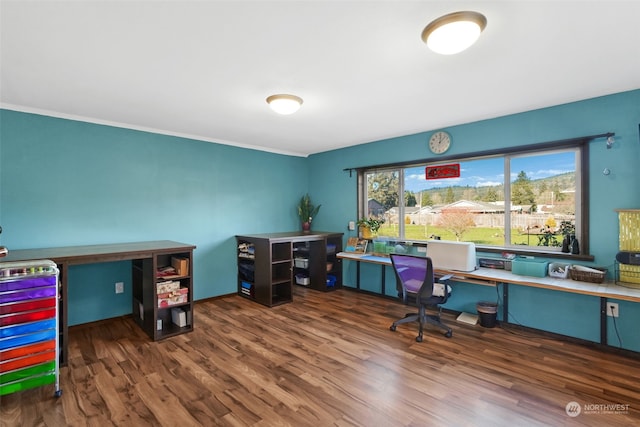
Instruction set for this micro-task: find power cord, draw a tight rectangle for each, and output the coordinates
[607,303,623,348]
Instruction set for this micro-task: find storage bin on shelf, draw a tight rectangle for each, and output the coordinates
[511,258,549,278]
[548,262,570,279]
[326,275,337,287]
[295,274,310,286]
[294,258,309,269]
[569,265,607,284]
[240,281,254,297]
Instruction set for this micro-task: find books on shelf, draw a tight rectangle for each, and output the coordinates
[156,262,189,279]
[156,266,178,278]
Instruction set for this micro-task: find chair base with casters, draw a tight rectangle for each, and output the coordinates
[388,254,453,342]
[389,303,452,342]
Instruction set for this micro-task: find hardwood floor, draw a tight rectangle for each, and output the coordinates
[2,286,640,426]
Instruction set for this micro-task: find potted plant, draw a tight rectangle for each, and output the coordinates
[357,217,385,239]
[297,194,321,232]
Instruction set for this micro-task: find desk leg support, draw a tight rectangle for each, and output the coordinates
[356,261,361,290]
[600,297,608,346]
[58,262,69,367]
[501,282,509,324]
[381,265,386,296]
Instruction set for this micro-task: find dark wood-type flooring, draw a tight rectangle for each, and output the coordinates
[2,286,640,426]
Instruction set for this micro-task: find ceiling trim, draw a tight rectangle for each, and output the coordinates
[0,103,308,158]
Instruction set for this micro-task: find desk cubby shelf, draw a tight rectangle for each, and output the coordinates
[236,231,343,307]
[132,250,194,341]
[1,241,196,366]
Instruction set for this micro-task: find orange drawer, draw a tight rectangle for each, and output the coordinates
[0,348,56,373]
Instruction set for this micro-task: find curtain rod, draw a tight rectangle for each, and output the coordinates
[342,131,614,174]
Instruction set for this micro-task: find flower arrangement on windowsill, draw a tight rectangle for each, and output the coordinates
[297,194,321,232]
[357,217,385,239]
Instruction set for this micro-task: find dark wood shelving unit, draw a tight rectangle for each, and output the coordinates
[1,241,196,365]
[132,249,194,341]
[236,231,343,307]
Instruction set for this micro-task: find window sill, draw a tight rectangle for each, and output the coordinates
[476,245,595,262]
[381,240,595,262]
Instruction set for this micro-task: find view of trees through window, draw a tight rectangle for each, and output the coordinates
[362,148,580,251]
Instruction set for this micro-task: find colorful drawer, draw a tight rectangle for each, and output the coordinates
[0,260,61,397]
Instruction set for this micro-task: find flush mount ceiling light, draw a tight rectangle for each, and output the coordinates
[266,94,303,115]
[421,11,487,55]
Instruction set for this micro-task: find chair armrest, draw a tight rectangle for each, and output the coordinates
[437,273,454,282]
[433,274,453,304]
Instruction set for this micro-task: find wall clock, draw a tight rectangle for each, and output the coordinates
[428,131,451,154]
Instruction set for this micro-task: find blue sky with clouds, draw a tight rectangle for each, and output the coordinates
[405,151,575,193]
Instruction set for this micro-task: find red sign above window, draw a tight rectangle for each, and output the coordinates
[425,163,461,180]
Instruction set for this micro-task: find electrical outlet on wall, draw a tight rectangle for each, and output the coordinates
[607,302,619,318]
[115,282,124,294]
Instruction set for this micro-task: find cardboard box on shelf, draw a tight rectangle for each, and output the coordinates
[171,257,189,276]
[157,287,188,308]
[156,280,180,294]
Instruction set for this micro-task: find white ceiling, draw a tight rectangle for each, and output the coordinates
[2,1,639,157]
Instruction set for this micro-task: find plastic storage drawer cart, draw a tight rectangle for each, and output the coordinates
[0,260,61,397]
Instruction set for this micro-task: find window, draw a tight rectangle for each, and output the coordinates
[359,144,585,254]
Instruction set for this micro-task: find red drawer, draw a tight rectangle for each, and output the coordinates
[0,297,56,315]
[0,308,56,327]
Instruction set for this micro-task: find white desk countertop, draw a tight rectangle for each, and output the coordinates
[337,252,640,303]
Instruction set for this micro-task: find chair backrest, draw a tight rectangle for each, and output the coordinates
[389,254,435,303]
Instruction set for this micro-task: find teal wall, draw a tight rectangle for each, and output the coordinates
[309,89,640,352]
[0,110,308,324]
[1,89,639,351]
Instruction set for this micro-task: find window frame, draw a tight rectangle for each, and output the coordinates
[356,137,593,260]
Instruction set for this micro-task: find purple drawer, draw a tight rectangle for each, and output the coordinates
[0,287,57,304]
[0,276,57,292]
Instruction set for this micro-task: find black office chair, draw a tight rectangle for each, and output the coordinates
[389,254,453,342]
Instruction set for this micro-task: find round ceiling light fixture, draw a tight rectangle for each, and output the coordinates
[421,11,487,55]
[266,94,303,115]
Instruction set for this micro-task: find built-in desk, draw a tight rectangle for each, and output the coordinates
[1,241,196,366]
[337,251,640,347]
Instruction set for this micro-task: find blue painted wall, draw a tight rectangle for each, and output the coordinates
[0,110,308,324]
[309,89,640,352]
[1,89,639,351]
